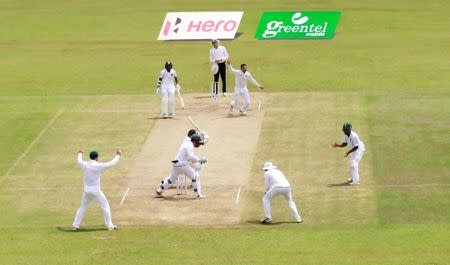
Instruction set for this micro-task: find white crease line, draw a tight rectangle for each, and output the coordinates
[120,187,130,206]
[235,187,241,204]
[2,108,65,180]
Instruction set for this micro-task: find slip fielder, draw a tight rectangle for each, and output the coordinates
[72,149,121,231]
[155,134,207,199]
[156,61,180,118]
[332,123,366,185]
[227,60,264,116]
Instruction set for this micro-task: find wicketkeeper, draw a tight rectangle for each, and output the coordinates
[155,134,207,199]
[260,162,303,224]
[156,61,180,118]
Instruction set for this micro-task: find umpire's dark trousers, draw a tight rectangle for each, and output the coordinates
[213,62,227,93]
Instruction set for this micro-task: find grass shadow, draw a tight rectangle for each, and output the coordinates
[56,226,109,232]
[327,182,350,187]
[246,220,301,226]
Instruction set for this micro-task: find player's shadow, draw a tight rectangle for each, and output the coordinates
[56,226,109,232]
[327,182,350,187]
[225,113,247,119]
[155,196,195,201]
[246,220,301,226]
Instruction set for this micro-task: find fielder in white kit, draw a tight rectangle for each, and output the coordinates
[332,123,366,185]
[72,149,121,231]
[155,134,207,199]
[260,162,303,224]
[156,61,180,118]
[227,60,264,115]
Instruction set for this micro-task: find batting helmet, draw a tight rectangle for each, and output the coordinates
[187,129,197,137]
[165,61,173,69]
[190,134,202,142]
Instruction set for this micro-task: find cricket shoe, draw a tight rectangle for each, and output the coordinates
[349,181,360,186]
[107,225,117,231]
[168,113,174,118]
[71,226,79,231]
[154,190,163,198]
[296,219,304,224]
[239,110,247,116]
[223,92,227,96]
[346,178,352,183]
[259,218,272,224]
[229,104,234,112]
[194,194,206,199]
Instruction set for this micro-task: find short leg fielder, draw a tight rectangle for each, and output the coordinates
[263,187,302,222]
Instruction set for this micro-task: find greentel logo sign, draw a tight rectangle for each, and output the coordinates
[255,11,340,39]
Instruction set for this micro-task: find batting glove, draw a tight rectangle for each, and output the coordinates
[176,84,181,92]
[199,157,208,164]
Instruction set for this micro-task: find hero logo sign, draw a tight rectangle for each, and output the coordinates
[158,12,244,40]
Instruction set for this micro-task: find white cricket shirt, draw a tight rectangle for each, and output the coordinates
[344,131,365,152]
[159,69,177,88]
[77,153,120,193]
[209,45,229,63]
[175,141,200,164]
[264,168,291,191]
[229,65,261,92]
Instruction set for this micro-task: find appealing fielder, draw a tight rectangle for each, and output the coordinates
[155,134,207,199]
[332,123,366,185]
[227,60,264,116]
[156,61,180,118]
[72,149,121,231]
[209,39,229,96]
[260,162,303,224]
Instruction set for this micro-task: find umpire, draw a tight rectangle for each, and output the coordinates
[209,39,229,96]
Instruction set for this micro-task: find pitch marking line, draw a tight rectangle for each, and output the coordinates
[235,187,241,204]
[2,108,65,180]
[120,187,130,206]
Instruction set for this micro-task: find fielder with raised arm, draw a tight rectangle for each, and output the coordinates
[72,149,121,231]
[332,123,366,185]
[156,61,180,118]
[155,134,207,199]
[227,60,264,115]
[260,162,303,224]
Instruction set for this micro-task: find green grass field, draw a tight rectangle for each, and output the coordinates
[1,0,449,264]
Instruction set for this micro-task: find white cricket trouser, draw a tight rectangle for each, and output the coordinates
[230,88,250,112]
[72,191,113,228]
[263,186,302,221]
[348,150,365,183]
[158,163,200,195]
[161,85,175,115]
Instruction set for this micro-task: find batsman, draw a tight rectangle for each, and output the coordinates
[155,134,207,199]
[155,61,181,118]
